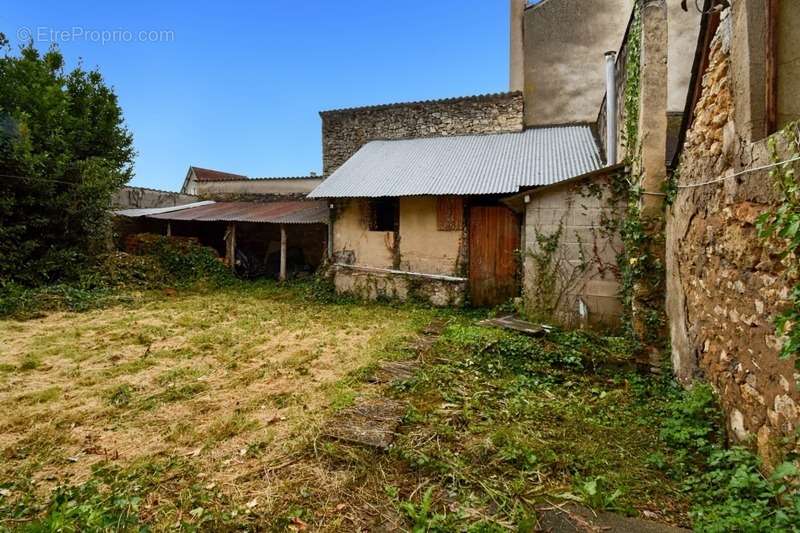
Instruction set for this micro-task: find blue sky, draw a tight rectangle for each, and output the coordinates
[3,1,512,191]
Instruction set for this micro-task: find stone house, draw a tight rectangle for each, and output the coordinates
[667,0,800,465]
[309,117,603,307]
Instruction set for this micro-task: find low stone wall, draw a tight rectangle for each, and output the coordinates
[113,186,197,209]
[667,9,799,465]
[333,264,466,307]
[321,92,524,174]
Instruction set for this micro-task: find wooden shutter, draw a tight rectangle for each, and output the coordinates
[436,197,463,231]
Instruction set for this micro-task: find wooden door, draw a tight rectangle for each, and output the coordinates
[468,206,520,307]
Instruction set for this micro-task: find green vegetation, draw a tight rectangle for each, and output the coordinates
[0,34,134,286]
[0,282,436,531]
[658,384,800,533]
[757,122,800,366]
[0,235,233,319]
[1,283,797,531]
[385,322,688,529]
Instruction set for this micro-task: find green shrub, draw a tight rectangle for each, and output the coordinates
[659,383,800,531]
[0,235,233,319]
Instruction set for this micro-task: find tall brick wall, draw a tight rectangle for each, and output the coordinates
[667,10,799,466]
[320,92,524,175]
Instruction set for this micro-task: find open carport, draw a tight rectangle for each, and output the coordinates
[116,200,329,279]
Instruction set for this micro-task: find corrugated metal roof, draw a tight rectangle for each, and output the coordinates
[114,201,216,218]
[308,125,602,198]
[146,201,328,224]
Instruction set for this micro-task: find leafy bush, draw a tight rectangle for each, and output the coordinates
[659,383,722,474]
[0,235,233,318]
[0,37,134,285]
[659,383,800,531]
[688,449,800,532]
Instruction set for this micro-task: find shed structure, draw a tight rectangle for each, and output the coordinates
[116,201,328,280]
[308,125,609,308]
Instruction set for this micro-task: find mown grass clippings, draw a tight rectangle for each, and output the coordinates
[0,281,438,530]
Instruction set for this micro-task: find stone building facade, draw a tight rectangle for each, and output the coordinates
[320,92,524,175]
[667,3,800,465]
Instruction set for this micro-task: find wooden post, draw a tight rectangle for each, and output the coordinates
[225,222,236,271]
[166,222,172,237]
[279,224,287,281]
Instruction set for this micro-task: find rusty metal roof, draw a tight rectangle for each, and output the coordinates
[191,166,249,182]
[144,201,328,224]
[308,124,603,198]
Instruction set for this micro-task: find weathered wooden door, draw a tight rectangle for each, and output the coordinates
[468,206,520,307]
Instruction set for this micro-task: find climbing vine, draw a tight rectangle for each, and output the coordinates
[525,219,590,323]
[756,122,800,367]
[600,5,666,346]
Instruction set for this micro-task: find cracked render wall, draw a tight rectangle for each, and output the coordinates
[667,8,799,466]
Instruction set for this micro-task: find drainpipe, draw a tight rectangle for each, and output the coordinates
[604,51,618,165]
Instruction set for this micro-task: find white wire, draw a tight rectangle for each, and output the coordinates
[676,155,800,190]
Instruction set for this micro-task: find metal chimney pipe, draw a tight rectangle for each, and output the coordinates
[604,51,618,165]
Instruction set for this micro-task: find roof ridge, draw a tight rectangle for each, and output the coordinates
[319,91,522,116]
[360,123,596,145]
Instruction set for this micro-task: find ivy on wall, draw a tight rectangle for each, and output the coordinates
[756,122,800,368]
[601,4,666,346]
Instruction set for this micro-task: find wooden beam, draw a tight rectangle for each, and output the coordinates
[279,224,287,281]
[225,222,236,271]
[765,0,779,134]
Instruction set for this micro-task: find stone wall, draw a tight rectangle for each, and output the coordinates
[667,8,799,466]
[113,186,197,209]
[333,265,466,307]
[320,93,523,175]
[522,173,624,328]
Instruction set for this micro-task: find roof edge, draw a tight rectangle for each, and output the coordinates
[319,91,522,116]
[501,163,627,212]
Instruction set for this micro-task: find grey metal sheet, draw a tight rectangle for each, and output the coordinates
[308,125,602,198]
[114,201,216,218]
[146,201,328,224]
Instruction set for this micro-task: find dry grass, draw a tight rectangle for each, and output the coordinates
[0,282,435,529]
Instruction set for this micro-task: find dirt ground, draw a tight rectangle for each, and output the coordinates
[0,284,435,529]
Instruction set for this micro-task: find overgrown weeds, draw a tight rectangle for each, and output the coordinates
[656,383,800,532]
[0,234,233,319]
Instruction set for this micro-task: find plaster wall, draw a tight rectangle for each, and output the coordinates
[777,1,800,129]
[667,2,703,112]
[521,0,632,126]
[332,199,395,270]
[113,186,197,209]
[194,178,322,196]
[398,197,463,275]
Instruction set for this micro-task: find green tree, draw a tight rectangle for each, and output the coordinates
[0,33,134,284]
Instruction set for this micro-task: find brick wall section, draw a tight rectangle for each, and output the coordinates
[320,92,524,175]
[667,10,799,466]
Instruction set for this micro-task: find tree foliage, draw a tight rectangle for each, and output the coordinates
[0,33,134,284]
